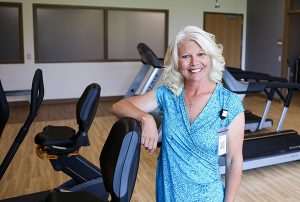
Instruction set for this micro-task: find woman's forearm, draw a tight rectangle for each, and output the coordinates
[111,90,158,121]
[111,98,149,121]
[224,156,243,202]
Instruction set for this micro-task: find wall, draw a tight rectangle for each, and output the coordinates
[245,0,284,77]
[0,0,247,100]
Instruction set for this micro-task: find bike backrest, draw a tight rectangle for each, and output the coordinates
[76,83,101,132]
[0,80,9,138]
[100,117,142,202]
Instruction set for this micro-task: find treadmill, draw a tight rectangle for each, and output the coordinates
[219,68,300,174]
[126,43,164,142]
[125,43,164,98]
[226,67,289,132]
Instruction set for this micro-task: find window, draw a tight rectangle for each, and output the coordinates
[34,5,104,63]
[33,4,168,63]
[0,3,24,63]
[107,9,167,60]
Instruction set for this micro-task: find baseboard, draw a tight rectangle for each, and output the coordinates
[8,95,123,106]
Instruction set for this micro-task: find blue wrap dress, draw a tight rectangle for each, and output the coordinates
[154,83,244,202]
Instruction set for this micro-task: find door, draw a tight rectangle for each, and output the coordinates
[204,12,243,68]
[282,0,300,81]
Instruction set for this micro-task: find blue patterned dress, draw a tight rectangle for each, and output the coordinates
[154,83,244,202]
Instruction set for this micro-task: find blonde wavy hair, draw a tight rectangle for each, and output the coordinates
[164,26,225,96]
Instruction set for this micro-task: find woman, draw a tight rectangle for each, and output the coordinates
[111,26,245,202]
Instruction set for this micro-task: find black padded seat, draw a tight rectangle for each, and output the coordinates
[35,83,101,156]
[34,125,76,147]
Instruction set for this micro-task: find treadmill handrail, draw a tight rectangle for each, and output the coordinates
[226,67,287,101]
[265,82,300,89]
[228,70,287,83]
[137,43,164,68]
[224,68,300,99]
[226,67,287,82]
[223,68,266,94]
[234,73,287,82]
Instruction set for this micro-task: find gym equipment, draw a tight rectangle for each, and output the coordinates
[132,43,165,142]
[35,83,142,201]
[0,80,9,138]
[226,67,290,132]
[43,117,142,202]
[0,69,44,180]
[220,68,300,173]
[228,67,289,126]
[125,43,164,98]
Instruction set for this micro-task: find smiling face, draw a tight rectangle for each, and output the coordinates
[177,40,212,84]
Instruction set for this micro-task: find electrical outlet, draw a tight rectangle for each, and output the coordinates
[26,53,31,60]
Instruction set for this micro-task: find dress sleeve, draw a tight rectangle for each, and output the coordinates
[154,86,167,110]
[226,92,244,127]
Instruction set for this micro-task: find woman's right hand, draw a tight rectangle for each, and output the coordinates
[140,114,159,154]
[111,90,159,154]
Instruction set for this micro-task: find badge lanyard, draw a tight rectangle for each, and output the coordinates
[218,109,228,156]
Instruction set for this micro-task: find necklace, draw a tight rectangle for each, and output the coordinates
[186,94,193,115]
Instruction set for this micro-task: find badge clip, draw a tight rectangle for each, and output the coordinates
[220,109,228,120]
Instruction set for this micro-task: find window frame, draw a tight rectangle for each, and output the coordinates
[0,2,24,64]
[33,4,168,63]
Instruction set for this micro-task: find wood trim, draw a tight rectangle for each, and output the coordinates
[43,95,123,104]
[282,0,291,80]
[287,9,300,13]
[282,0,300,80]
[8,95,123,106]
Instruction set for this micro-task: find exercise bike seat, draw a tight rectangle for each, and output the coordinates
[35,83,101,156]
[45,117,142,202]
[35,125,76,148]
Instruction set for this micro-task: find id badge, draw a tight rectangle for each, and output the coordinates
[217,128,228,156]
